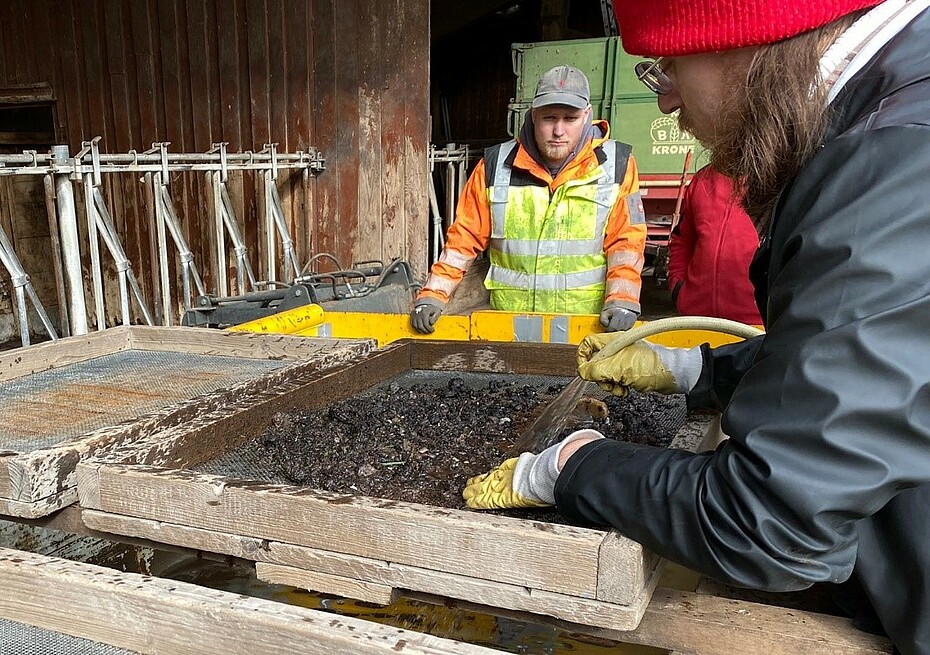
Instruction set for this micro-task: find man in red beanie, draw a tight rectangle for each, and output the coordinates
[463,1,930,652]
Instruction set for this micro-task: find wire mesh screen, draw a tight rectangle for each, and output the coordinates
[0,618,135,655]
[0,350,289,454]
[196,369,688,483]
[197,370,577,481]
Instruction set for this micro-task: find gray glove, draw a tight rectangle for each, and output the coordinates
[410,302,442,334]
[599,303,638,332]
[462,429,605,509]
[512,429,606,505]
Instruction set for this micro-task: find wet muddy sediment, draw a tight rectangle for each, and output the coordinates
[255,374,685,521]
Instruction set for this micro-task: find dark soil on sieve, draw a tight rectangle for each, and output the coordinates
[254,374,686,523]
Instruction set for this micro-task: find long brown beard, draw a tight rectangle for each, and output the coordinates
[696,12,864,230]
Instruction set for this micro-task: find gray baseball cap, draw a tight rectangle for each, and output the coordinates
[532,65,591,109]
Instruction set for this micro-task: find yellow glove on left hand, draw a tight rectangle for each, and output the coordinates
[462,457,550,510]
[463,430,606,510]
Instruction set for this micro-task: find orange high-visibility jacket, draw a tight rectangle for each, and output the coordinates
[417,120,646,313]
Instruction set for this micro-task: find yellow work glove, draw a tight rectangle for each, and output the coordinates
[462,457,549,510]
[576,334,703,397]
[463,430,604,510]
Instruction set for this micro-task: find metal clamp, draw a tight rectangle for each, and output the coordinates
[158,141,170,183]
[74,139,94,181]
[209,142,229,182]
[262,143,279,180]
[91,138,103,185]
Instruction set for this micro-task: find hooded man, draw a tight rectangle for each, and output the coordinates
[410,65,647,334]
[463,2,930,652]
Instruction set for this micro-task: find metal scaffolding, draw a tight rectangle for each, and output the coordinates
[427,143,475,265]
[0,140,325,344]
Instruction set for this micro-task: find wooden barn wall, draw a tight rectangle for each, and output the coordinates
[0,0,429,329]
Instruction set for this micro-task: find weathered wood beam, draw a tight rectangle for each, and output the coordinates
[81,509,654,632]
[0,547,499,655]
[77,463,610,598]
[406,587,893,655]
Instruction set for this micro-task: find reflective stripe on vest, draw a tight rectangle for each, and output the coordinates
[482,139,630,313]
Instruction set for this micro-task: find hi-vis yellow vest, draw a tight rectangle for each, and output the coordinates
[483,139,632,314]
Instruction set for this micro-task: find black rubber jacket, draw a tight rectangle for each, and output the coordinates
[555,10,930,654]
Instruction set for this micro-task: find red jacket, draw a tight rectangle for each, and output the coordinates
[667,166,762,325]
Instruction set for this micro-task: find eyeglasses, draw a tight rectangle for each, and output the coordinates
[634,58,674,95]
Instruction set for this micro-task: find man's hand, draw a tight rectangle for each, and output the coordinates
[410,302,442,334]
[577,334,702,396]
[463,430,604,510]
[599,303,638,331]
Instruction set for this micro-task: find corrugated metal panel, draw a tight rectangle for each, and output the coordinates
[0,0,429,325]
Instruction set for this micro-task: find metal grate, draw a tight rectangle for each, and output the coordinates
[0,350,288,454]
[0,618,135,655]
[196,370,687,482]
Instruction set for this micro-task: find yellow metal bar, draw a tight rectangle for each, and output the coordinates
[228,304,325,335]
[230,306,760,349]
[312,312,471,347]
[468,311,753,348]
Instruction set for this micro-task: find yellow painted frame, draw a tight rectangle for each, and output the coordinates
[230,305,761,349]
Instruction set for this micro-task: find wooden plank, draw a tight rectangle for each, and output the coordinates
[245,0,272,278]
[256,561,398,606]
[693,575,848,616]
[103,0,148,310]
[596,529,658,604]
[130,0,163,141]
[409,339,579,376]
[281,0,312,262]
[407,583,892,655]
[79,463,607,598]
[331,0,360,267]
[154,0,187,318]
[378,0,406,270]
[597,587,893,655]
[78,0,113,146]
[0,488,77,519]
[0,454,17,498]
[355,0,383,264]
[184,0,215,289]
[0,328,131,383]
[125,324,373,360]
[0,547,498,655]
[18,504,237,564]
[310,0,338,266]
[82,510,652,631]
[6,337,373,506]
[401,0,430,273]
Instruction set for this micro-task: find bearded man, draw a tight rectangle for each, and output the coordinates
[410,65,647,334]
[463,2,930,653]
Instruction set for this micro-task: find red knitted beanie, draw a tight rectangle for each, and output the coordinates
[614,0,887,56]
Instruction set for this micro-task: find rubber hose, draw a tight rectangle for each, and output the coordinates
[594,315,765,362]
